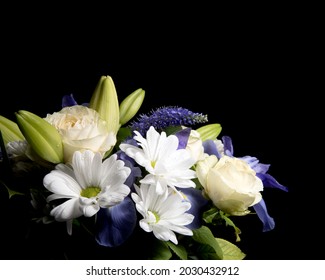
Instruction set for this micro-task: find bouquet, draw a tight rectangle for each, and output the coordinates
[0,75,288,260]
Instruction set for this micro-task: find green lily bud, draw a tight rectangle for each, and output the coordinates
[15,110,63,164]
[119,88,145,126]
[196,123,222,141]
[89,75,120,134]
[0,115,25,145]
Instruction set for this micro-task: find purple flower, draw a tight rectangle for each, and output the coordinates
[130,106,208,136]
[61,94,89,108]
[62,94,78,107]
[178,187,209,229]
[95,196,137,247]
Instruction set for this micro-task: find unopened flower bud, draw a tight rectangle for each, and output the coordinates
[15,110,63,164]
[0,115,25,145]
[119,88,145,126]
[89,75,120,135]
[196,123,222,141]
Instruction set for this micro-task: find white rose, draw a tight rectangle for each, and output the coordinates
[45,105,116,163]
[196,155,263,216]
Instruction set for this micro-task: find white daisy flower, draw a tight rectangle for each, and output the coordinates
[120,126,197,195]
[43,150,131,229]
[6,140,28,157]
[131,183,194,245]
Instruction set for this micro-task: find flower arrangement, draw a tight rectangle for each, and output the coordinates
[0,75,288,260]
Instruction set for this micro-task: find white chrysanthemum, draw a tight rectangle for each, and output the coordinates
[131,184,194,244]
[43,150,131,228]
[120,126,197,194]
[5,140,36,173]
[6,140,28,157]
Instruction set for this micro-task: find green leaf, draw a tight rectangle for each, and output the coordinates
[217,238,246,260]
[164,125,183,136]
[202,207,219,224]
[220,212,242,242]
[192,226,223,260]
[0,180,24,199]
[150,240,172,260]
[195,244,222,260]
[116,127,132,144]
[167,241,188,260]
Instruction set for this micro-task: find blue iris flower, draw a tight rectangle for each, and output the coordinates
[61,94,89,108]
[179,187,209,229]
[94,141,141,247]
[95,196,137,247]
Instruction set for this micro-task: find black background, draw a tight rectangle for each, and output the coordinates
[0,8,320,260]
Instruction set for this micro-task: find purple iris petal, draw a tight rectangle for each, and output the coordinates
[62,94,78,107]
[257,173,289,192]
[222,136,234,156]
[253,198,275,232]
[175,127,191,149]
[95,196,137,247]
[121,160,141,190]
[179,187,209,229]
[116,148,142,191]
[241,156,260,168]
[203,139,222,159]
[254,163,270,174]
[241,156,270,174]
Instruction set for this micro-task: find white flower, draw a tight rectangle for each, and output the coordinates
[131,184,194,244]
[213,139,225,157]
[119,126,197,195]
[185,128,206,162]
[45,105,116,163]
[43,150,131,233]
[196,155,263,216]
[6,140,28,157]
[5,140,38,172]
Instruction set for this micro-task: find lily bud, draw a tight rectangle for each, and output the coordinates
[196,123,222,141]
[119,88,145,126]
[15,110,63,164]
[89,75,120,135]
[0,115,25,145]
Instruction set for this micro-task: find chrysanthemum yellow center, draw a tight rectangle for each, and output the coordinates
[150,211,160,223]
[151,160,156,168]
[80,186,101,198]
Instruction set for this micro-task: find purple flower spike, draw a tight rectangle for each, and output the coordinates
[130,106,208,136]
[253,198,275,232]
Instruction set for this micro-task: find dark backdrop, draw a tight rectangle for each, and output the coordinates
[0,12,318,260]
